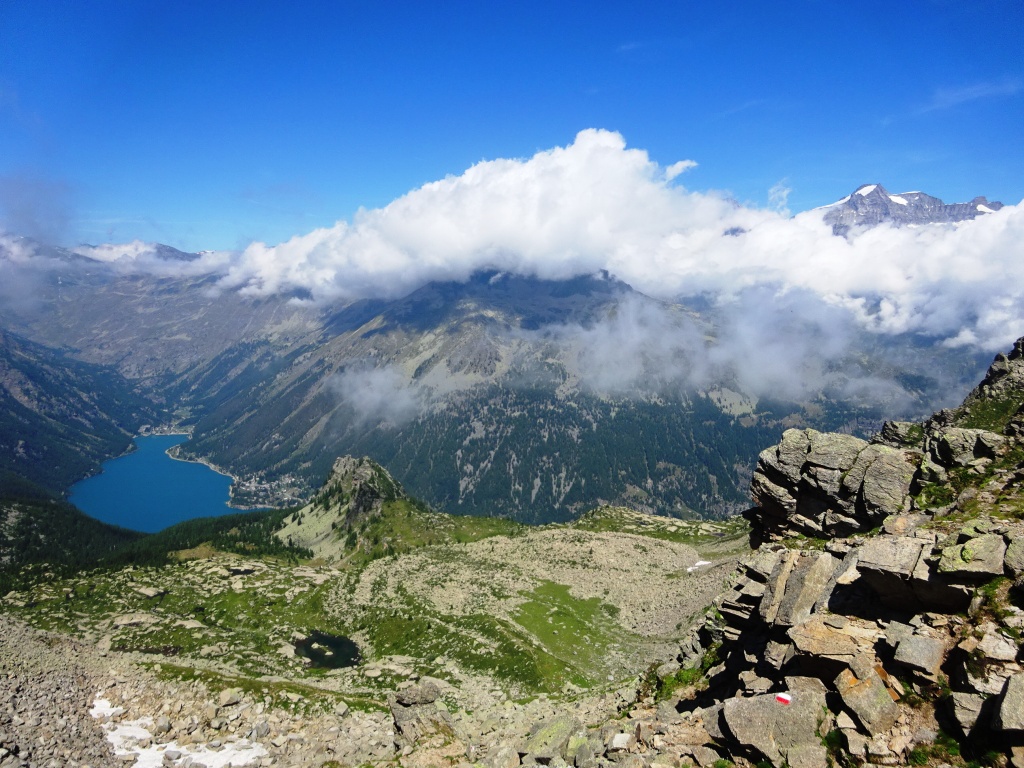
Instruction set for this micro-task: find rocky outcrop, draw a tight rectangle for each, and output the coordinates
[317,455,405,523]
[750,428,919,539]
[650,336,1024,766]
[661,516,1024,765]
[388,681,459,748]
[750,337,1024,543]
[274,455,407,559]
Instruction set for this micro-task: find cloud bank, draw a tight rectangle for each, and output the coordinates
[206,129,1022,352]
[3,129,1021,371]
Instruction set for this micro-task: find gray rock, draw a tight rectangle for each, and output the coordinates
[389,687,457,746]
[523,715,582,761]
[1006,536,1024,575]
[788,615,876,662]
[784,676,829,694]
[882,621,915,650]
[807,431,868,470]
[395,681,441,706]
[995,673,1024,731]
[858,536,928,579]
[605,730,636,753]
[952,692,986,735]
[977,631,1019,662]
[938,534,1007,578]
[761,551,838,627]
[882,514,930,537]
[573,740,598,768]
[857,446,918,519]
[750,464,798,519]
[486,744,521,768]
[931,428,1005,467]
[785,744,830,768]
[834,667,899,736]
[686,745,725,768]
[893,634,946,677]
[874,421,925,450]
[719,688,829,766]
[698,703,727,743]
[967,661,1021,696]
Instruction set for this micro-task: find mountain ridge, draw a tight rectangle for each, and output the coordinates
[822,182,1004,235]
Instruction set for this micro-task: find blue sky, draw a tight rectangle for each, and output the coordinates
[1,0,1021,251]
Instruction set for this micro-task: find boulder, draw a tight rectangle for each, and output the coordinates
[485,744,521,768]
[834,667,899,736]
[760,551,839,627]
[931,428,1006,467]
[719,688,829,766]
[951,691,986,735]
[977,630,1019,662]
[605,730,637,754]
[853,446,918,520]
[893,633,946,677]
[788,615,878,663]
[806,431,868,470]
[750,429,867,537]
[965,658,1022,697]
[395,681,441,706]
[1005,536,1024,575]
[938,534,1007,579]
[995,673,1024,731]
[857,536,928,580]
[751,462,798,519]
[389,684,457,747]
[874,421,925,450]
[522,715,582,762]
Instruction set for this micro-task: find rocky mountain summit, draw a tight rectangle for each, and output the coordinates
[822,184,1004,236]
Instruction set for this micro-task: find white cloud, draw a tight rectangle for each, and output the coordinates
[8,129,1022,361]
[71,240,233,278]
[211,129,1024,353]
[918,78,1022,113]
[217,129,766,303]
[665,159,698,181]
[73,240,156,262]
[330,365,425,426]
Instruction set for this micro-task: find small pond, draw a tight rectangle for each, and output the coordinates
[294,631,362,669]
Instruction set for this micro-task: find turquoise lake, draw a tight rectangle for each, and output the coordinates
[69,435,239,533]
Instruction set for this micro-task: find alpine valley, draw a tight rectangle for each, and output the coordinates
[0,269,1023,767]
[0,185,1002,523]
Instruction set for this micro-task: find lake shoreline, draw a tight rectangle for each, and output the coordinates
[69,435,245,533]
[164,447,271,511]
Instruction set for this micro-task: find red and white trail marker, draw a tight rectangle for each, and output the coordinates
[775,692,793,705]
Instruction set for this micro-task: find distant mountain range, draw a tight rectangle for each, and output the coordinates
[0,187,1001,522]
[821,183,1003,235]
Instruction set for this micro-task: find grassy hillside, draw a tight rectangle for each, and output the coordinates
[0,504,749,705]
[0,452,751,712]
